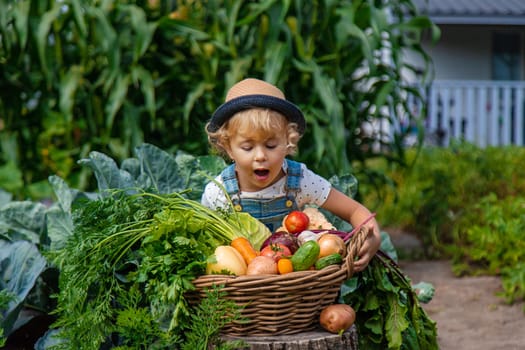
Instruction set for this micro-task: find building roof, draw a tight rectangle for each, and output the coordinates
[413,0,525,25]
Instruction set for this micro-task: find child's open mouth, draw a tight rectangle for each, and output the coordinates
[254,169,270,179]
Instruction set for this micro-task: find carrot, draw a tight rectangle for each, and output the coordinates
[231,237,258,265]
[277,258,294,274]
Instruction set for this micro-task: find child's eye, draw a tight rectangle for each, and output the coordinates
[266,144,277,149]
[241,146,253,151]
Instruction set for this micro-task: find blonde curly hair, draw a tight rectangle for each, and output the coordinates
[206,108,301,159]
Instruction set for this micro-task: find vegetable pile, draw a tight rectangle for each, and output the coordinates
[208,209,350,276]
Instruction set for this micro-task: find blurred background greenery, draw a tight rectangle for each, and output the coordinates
[0,0,435,200]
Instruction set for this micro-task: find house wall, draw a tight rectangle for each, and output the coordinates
[405,25,525,81]
[424,26,491,80]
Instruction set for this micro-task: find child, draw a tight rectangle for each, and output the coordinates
[201,78,380,271]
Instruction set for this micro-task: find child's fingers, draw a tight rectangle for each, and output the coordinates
[352,243,372,272]
[352,254,369,272]
[352,231,379,272]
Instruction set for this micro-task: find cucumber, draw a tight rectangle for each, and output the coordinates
[315,253,343,270]
[290,240,320,271]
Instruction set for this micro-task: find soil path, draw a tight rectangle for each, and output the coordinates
[400,260,525,350]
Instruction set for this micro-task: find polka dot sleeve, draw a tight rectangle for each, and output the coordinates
[296,164,332,207]
[201,176,229,210]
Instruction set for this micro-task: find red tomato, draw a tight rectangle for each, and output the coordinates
[284,211,310,234]
[260,243,292,262]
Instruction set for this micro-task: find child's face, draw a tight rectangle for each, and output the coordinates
[226,128,288,192]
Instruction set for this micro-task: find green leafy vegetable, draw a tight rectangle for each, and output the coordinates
[0,290,15,346]
[48,189,270,348]
[77,144,227,200]
[0,201,47,244]
[182,285,246,350]
[340,252,438,350]
[412,282,435,304]
[0,240,47,337]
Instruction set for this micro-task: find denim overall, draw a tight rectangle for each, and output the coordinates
[221,159,302,232]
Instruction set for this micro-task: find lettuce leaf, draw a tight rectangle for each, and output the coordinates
[226,211,272,251]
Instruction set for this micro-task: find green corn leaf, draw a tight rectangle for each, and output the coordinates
[105,73,130,131]
[59,66,83,123]
[13,0,29,50]
[70,0,87,37]
[263,42,288,83]
[35,3,61,85]
[131,66,156,118]
[183,82,209,134]
[126,4,158,61]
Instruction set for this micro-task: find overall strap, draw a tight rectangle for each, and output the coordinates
[285,159,302,192]
[220,163,239,196]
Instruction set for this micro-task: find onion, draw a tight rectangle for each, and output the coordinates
[317,233,346,259]
[297,230,318,245]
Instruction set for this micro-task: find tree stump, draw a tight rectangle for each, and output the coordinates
[223,325,358,350]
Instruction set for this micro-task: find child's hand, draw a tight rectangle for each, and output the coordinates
[352,224,381,272]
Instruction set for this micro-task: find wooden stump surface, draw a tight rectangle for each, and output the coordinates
[222,325,358,350]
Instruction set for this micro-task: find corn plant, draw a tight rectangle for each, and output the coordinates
[0,0,437,198]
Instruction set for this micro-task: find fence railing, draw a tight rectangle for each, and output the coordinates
[422,80,525,147]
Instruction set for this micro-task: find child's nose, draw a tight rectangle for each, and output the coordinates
[254,147,267,161]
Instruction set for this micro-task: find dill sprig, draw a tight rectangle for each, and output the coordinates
[182,285,246,350]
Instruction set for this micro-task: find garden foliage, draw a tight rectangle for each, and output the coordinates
[363,142,525,309]
[0,0,437,199]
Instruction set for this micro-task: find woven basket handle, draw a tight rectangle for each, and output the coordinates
[342,225,370,278]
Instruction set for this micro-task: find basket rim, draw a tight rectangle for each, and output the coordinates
[192,226,369,285]
[192,263,345,286]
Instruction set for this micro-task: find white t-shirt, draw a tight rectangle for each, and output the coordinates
[201,160,332,210]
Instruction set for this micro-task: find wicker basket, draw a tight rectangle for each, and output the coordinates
[188,226,369,336]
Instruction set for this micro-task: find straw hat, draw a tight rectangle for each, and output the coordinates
[207,78,306,134]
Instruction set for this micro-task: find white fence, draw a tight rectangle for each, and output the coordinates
[422,80,525,147]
